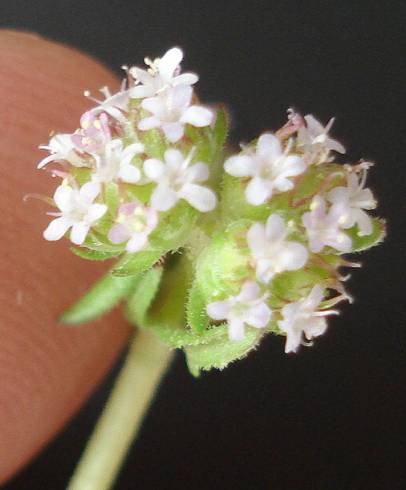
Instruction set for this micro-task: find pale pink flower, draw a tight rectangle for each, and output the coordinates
[43,182,107,245]
[130,47,198,99]
[247,214,308,283]
[278,285,338,353]
[207,281,272,341]
[108,201,158,253]
[302,195,352,253]
[144,148,217,212]
[224,133,306,205]
[327,170,376,236]
[138,85,213,143]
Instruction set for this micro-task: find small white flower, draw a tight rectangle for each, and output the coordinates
[130,47,198,99]
[247,214,309,283]
[302,195,352,253]
[278,285,339,353]
[144,148,217,212]
[92,139,144,184]
[43,182,107,245]
[207,281,272,341]
[327,170,376,236]
[38,134,86,169]
[297,114,345,159]
[85,86,131,123]
[138,85,213,143]
[224,133,306,205]
[71,111,111,154]
[108,201,158,253]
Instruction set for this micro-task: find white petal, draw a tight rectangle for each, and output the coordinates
[180,106,213,127]
[328,138,346,154]
[151,184,178,211]
[247,223,267,258]
[276,242,309,272]
[327,186,348,205]
[173,73,198,86]
[164,148,184,169]
[108,224,131,244]
[142,96,164,115]
[273,177,295,192]
[158,47,183,80]
[53,185,74,212]
[126,233,149,253]
[280,155,306,177]
[80,182,101,203]
[185,162,209,183]
[138,116,161,131]
[305,285,325,310]
[120,143,144,165]
[131,67,154,86]
[37,153,57,169]
[326,231,352,252]
[237,281,261,302]
[130,85,155,99]
[257,133,282,161]
[284,329,303,353]
[245,303,272,329]
[207,299,233,320]
[118,164,141,184]
[265,214,286,242]
[228,319,246,341]
[245,177,272,205]
[304,114,325,135]
[169,85,192,108]
[179,183,217,212]
[70,223,90,245]
[224,155,255,177]
[43,217,72,241]
[355,209,373,236]
[255,259,275,284]
[162,122,184,142]
[143,159,165,181]
[86,204,107,223]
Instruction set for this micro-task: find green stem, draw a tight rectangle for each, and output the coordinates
[67,329,174,490]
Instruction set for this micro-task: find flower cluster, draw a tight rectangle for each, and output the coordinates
[37,48,384,374]
[39,48,216,254]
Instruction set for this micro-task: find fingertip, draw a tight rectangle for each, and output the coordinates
[0,31,131,483]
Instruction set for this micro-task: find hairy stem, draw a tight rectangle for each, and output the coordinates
[67,329,174,490]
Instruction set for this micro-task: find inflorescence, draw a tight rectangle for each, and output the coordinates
[37,47,384,375]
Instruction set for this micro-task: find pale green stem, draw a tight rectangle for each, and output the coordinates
[67,329,174,490]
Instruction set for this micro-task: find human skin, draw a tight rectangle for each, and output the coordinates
[0,30,131,484]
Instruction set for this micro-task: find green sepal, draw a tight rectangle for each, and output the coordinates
[220,174,293,224]
[82,232,125,253]
[150,200,198,250]
[270,266,332,304]
[60,272,140,325]
[185,325,264,376]
[347,217,386,252]
[140,126,167,159]
[70,247,122,261]
[186,279,210,333]
[185,105,228,159]
[194,220,251,300]
[125,266,163,326]
[104,182,120,216]
[71,167,92,186]
[211,105,229,156]
[293,164,345,204]
[111,249,164,277]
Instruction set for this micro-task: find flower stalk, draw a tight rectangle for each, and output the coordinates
[67,329,173,490]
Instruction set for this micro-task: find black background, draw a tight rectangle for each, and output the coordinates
[1,1,405,489]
